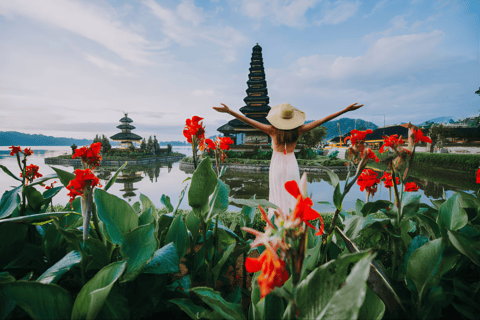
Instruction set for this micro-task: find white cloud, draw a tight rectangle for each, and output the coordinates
[0,0,154,64]
[316,0,361,25]
[364,0,388,18]
[363,14,409,43]
[241,0,320,27]
[84,54,134,76]
[192,89,215,96]
[144,0,248,61]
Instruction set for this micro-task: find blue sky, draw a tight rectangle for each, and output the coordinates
[0,0,478,141]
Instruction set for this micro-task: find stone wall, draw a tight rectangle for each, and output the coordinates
[45,155,185,167]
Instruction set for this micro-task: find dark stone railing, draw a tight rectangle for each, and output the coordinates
[45,154,185,167]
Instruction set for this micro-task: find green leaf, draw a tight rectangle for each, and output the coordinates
[191,287,246,320]
[120,223,157,282]
[138,207,154,226]
[401,193,422,219]
[355,199,365,216]
[343,215,365,240]
[361,200,392,217]
[0,186,21,220]
[96,289,130,320]
[0,164,22,182]
[164,214,189,260]
[37,250,82,284]
[82,238,110,270]
[140,193,155,215]
[447,230,480,266]
[42,186,63,201]
[132,201,141,213]
[358,287,385,320]
[1,281,73,320]
[170,298,207,320]
[333,183,343,210]
[185,210,201,241]
[0,224,27,269]
[0,211,77,225]
[211,243,235,285]
[206,179,230,221]
[437,193,468,231]
[28,174,58,188]
[174,184,188,215]
[160,194,174,213]
[25,186,45,212]
[71,261,126,320]
[188,157,218,213]
[416,213,440,239]
[296,251,373,320]
[50,166,75,188]
[94,189,138,245]
[229,197,277,209]
[321,166,340,188]
[406,238,459,304]
[103,161,127,191]
[144,242,179,275]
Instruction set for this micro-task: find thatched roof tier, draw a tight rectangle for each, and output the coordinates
[110,132,142,141]
[120,116,133,123]
[116,124,136,130]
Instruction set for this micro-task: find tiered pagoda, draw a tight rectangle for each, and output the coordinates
[218,43,271,145]
[110,112,142,149]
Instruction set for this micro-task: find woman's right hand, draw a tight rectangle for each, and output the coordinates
[345,103,363,111]
[213,103,231,113]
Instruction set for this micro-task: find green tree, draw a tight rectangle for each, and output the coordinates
[153,135,160,155]
[140,138,147,152]
[93,134,100,144]
[298,126,327,148]
[147,136,154,154]
[71,143,77,155]
[101,135,111,154]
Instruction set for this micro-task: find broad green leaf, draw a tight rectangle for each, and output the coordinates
[401,193,422,219]
[264,292,285,320]
[170,298,208,320]
[0,164,22,182]
[0,211,77,225]
[403,235,429,290]
[140,193,155,215]
[211,243,235,284]
[120,223,157,282]
[37,250,82,284]
[96,289,130,320]
[355,199,365,216]
[430,199,445,210]
[406,238,459,304]
[42,186,63,201]
[71,261,126,320]
[50,166,75,187]
[82,238,110,270]
[94,189,138,245]
[343,215,365,239]
[185,210,201,241]
[437,193,468,232]
[188,157,218,213]
[174,184,188,215]
[321,165,340,188]
[296,251,372,320]
[206,179,230,221]
[28,174,58,188]
[144,242,179,274]
[241,197,256,225]
[191,287,246,320]
[0,186,21,219]
[0,224,27,269]
[161,194,174,213]
[229,197,277,209]
[138,207,154,226]
[132,201,141,213]
[1,281,72,320]
[447,230,480,266]
[358,287,385,320]
[361,200,392,217]
[103,161,127,191]
[164,214,189,259]
[333,183,343,210]
[25,185,45,211]
[417,213,440,239]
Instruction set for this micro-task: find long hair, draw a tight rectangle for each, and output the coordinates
[275,127,300,145]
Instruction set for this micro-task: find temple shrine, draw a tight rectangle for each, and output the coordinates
[110,112,143,149]
[217,43,271,145]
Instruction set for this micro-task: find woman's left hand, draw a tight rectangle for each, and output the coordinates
[346,103,363,111]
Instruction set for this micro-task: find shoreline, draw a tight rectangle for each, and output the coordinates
[44,154,186,167]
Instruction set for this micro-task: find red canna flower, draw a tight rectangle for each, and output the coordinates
[405,182,419,192]
[357,169,380,197]
[205,138,216,150]
[20,164,42,185]
[366,148,379,162]
[42,181,57,190]
[344,129,373,145]
[411,128,432,144]
[73,142,102,169]
[219,136,234,150]
[23,148,34,156]
[9,145,22,156]
[285,179,324,235]
[379,135,404,153]
[66,168,102,203]
[477,168,480,184]
[205,136,234,163]
[245,247,290,299]
[381,172,399,188]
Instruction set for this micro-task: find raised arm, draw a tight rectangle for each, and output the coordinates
[213,103,274,135]
[298,103,363,134]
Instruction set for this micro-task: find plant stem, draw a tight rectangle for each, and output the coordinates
[322,208,341,242]
[213,217,219,290]
[201,217,211,287]
[21,156,26,215]
[91,204,103,242]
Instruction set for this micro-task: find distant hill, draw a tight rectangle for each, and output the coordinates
[316,118,378,141]
[417,116,457,127]
[0,131,93,146]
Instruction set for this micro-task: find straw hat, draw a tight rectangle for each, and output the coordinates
[266,103,305,130]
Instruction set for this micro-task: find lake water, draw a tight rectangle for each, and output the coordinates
[0,146,477,214]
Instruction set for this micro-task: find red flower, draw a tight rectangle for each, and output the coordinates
[381,172,399,188]
[357,169,380,196]
[412,128,432,144]
[205,136,234,162]
[285,180,324,235]
[66,169,102,203]
[245,247,289,299]
[205,138,216,150]
[20,164,42,185]
[405,182,419,192]
[23,148,34,156]
[366,148,379,163]
[379,135,404,153]
[73,142,102,169]
[219,136,234,150]
[42,181,57,190]
[344,129,373,145]
[477,168,480,184]
[183,116,205,145]
[9,145,22,156]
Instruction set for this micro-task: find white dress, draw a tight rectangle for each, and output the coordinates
[268,145,301,219]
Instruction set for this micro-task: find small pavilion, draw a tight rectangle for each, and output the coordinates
[217,43,271,145]
[110,112,142,149]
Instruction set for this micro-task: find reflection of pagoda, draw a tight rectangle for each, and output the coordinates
[116,170,143,199]
[218,44,271,145]
[110,112,142,149]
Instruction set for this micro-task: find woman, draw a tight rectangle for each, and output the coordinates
[213,102,363,217]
